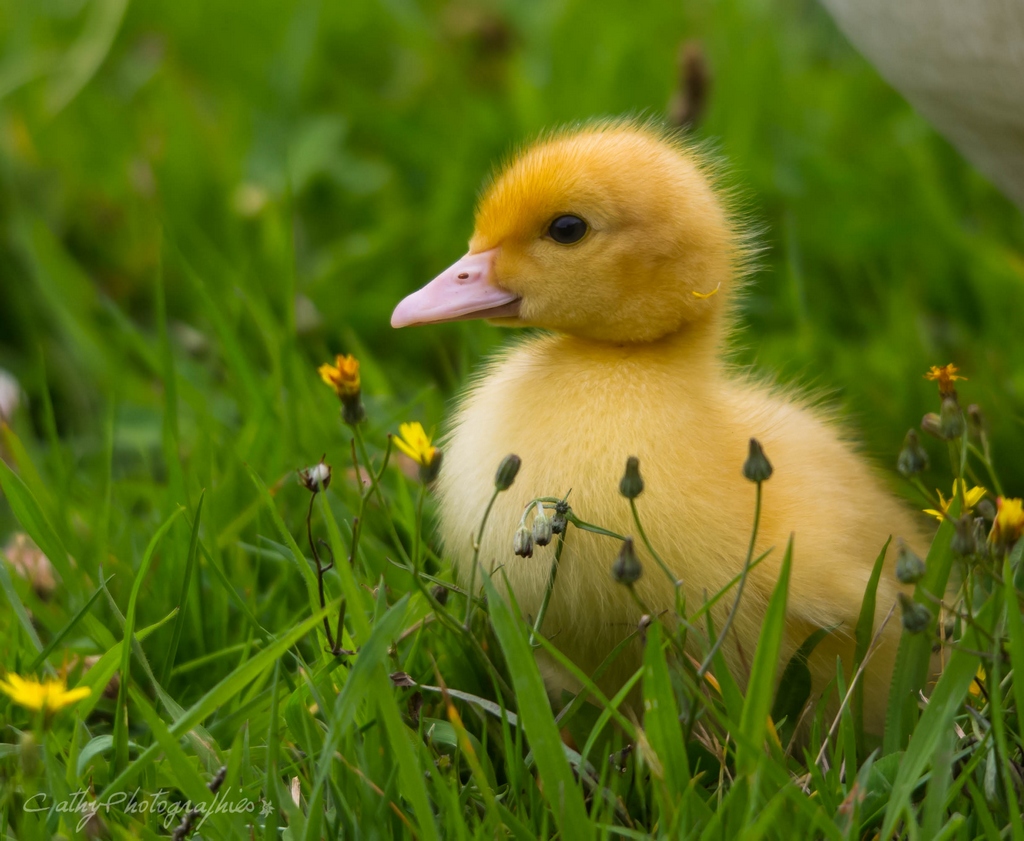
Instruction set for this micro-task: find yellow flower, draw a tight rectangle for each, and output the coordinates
[318,354,361,398]
[924,363,966,397]
[991,497,1024,547]
[0,673,90,714]
[969,665,986,698]
[923,480,987,522]
[394,422,438,467]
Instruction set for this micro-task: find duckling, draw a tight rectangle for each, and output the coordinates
[392,121,928,732]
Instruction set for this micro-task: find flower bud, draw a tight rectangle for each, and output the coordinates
[972,519,991,559]
[742,438,773,483]
[977,498,996,523]
[551,506,567,535]
[513,525,534,558]
[896,429,929,478]
[939,395,964,440]
[895,539,925,584]
[612,537,642,584]
[495,454,521,491]
[967,404,985,438]
[898,593,932,634]
[619,456,644,499]
[920,413,943,439]
[299,460,332,493]
[532,512,553,547]
[341,393,366,426]
[951,515,977,556]
[419,448,443,484]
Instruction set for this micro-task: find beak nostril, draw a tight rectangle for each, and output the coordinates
[458,273,469,279]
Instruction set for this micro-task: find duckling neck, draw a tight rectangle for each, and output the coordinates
[552,314,724,374]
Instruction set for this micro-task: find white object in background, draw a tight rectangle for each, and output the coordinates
[820,0,1024,210]
[0,368,20,422]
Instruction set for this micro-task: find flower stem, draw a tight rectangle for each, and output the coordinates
[353,427,412,565]
[968,442,1004,497]
[464,488,501,629]
[698,480,763,677]
[564,513,626,541]
[530,527,569,646]
[413,483,426,572]
[306,491,335,652]
[630,498,678,586]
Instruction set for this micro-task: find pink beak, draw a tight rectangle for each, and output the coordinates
[391,248,521,328]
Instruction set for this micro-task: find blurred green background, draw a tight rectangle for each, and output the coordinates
[2,0,1023,536]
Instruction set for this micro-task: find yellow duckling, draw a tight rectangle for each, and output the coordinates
[392,120,927,732]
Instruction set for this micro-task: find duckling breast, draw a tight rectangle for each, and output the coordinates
[437,332,928,725]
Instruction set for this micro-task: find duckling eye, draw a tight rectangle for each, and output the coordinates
[548,215,588,244]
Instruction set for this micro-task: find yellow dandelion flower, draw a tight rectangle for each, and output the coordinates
[923,480,987,522]
[394,422,438,467]
[969,665,986,698]
[318,354,361,399]
[0,673,90,714]
[924,363,966,397]
[991,497,1024,547]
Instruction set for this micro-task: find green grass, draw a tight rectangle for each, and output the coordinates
[2,0,1024,837]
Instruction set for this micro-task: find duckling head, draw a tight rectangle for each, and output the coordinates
[392,120,748,345]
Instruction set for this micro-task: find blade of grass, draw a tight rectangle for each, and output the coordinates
[483,571,589,839]
[736,536,793,777]
[102,601,333,798]
[0,457,76,586]
[0,551,45,657]
[161,491,206,685]
[881,589,997,838]
[884,512,957,754]
[113,506,183,772]
[29,574,111,672]
[853,536,889,754]
[642,620,690,819]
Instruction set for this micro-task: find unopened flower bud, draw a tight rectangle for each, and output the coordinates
[898,593,932,634]
[419,448,443,484]
[939,395,964,439]
[895,539,925,584]
[551,500,569,535]
[341,393,366,426]
[896,429,929,478]
[299,460,332,493]
[977,498,996,522]
[638,614,653,645]
[532,512,553,547]
[972,519,991,558]
[920,413,943,439]
[612,537,642,584]
[619,456,644,499]
[495,454,521,491]
[742,438,773,483]
[951,515,977,556]
[513,525,533,558]
[967,404,985,438]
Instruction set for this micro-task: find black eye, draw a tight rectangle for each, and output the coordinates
[548,215,588,244]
